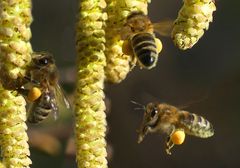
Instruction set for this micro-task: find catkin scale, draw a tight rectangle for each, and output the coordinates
[172,0,216,50]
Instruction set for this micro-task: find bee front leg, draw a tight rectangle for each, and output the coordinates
[17,87,29,97]
[24,76,40,85]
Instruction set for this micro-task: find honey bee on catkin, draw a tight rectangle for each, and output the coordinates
[121,11,173,69]
[19,52,70,124]
[136,102,214,155]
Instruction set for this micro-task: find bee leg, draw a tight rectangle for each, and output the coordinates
[122,40,137,69]
[24,76,41,86]
[122,40,133,56]
[165,136,174,155]
[27,87,42,102]
[17,87,42,102]
[17,87,29,97]
[129,55,137,70]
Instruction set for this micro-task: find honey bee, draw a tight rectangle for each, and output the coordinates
[20,52,70,123]
[121,12,173,69]
[137,102,214,154]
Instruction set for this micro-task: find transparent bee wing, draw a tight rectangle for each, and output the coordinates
[49,84,71,121]
[153,19,174,37]
[178,94,209,110]
[54,84,71,111]
[50,96,59,120]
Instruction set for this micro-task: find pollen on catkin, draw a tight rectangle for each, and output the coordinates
[75,0,108,168]
[104,0,151,83]
[172,0,216,50]
[0,0,33,89]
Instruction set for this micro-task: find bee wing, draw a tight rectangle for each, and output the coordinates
[54,84,71,110]
[153,19,174,37]
[50,84,71,120]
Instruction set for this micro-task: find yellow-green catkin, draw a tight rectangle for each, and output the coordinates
[0,162,6,168]
[0,86,31,168]
[0,0,32,167]
[0,0,32,89]
[75,0,108,167]
[104,0,150,83]
[172,0,216,50]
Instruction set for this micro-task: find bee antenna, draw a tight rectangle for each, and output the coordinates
[131,100,146,110]
[134,107,145,111]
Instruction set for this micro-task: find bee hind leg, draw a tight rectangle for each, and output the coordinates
[165,136,174,155]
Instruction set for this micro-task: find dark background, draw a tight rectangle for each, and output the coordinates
[30,0,240,167]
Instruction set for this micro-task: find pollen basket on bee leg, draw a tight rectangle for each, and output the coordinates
[154,38,162,54]
[27,87,42,102]
[170,129,185,145]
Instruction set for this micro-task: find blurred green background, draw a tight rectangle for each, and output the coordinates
[29,0,240,167]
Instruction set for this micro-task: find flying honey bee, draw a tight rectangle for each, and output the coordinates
[19,52,70,123]
[136,102,214,154]
[121,11,173,69]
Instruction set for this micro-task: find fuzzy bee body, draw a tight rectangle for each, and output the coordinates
[137,102,214,154]
[131,32,158,68]
[121,12,163,69]
[20,52,70,124]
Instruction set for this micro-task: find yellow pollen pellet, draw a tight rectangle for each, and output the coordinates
[170,130,185,145]
[154,38,163,54]
[27,87,42,102]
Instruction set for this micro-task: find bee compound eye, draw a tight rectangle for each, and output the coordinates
[150,108,158,118]
[38,57,49,65]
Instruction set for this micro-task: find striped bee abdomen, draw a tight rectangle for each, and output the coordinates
[131,32,158,69]
[27,92,52,123]
[179,111,214,138]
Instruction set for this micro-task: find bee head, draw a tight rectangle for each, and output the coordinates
[137,102,159,143]
[145,102,159,126]
[32,52,55,68]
